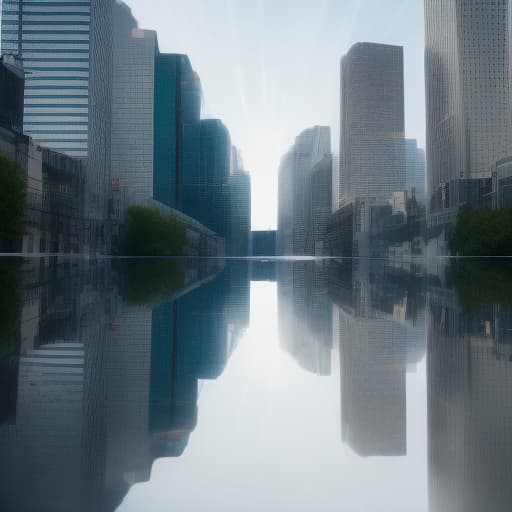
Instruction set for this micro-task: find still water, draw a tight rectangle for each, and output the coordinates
[0,257,511,511]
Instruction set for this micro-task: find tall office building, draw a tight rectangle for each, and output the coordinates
[425,1,511,220]
[154,53,202,210]
[311,155,332,256]
[339,43,405,202]
[277,126,331,256]
[1,0,114,251]
[1,0,100,158]
[181,119,232,238]
[111,4,157,209]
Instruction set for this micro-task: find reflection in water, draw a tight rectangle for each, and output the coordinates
[0,257,511,510]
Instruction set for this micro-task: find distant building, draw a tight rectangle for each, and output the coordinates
[277,126,331,256]
[425,1,511,225]
[405,139,426,200]
[228,170,251,257]
[339,43,405,203]
[251,230,277,257]
[311,155,332,256]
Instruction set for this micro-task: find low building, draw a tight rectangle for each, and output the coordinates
[251,231,276,257]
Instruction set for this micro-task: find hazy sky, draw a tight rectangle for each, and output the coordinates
[126,0,425,229]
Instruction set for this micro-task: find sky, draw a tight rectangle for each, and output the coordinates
[127,0,426,230]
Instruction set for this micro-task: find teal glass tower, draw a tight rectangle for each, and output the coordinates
[153,54,202,209]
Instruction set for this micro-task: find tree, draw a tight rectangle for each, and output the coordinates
[0,155,26,241]
[453,207,512,256]
[120,206,187,256]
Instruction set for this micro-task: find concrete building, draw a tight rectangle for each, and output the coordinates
[277,126,331,256]
[339,43,405,203]
[425,0,511,224]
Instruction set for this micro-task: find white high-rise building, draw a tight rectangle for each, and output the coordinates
[425,0,511,218]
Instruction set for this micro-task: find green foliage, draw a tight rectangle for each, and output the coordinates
[453,259,512,311]
[0,260,21,348]
[453,207,512,256]
[115,259,185,306]
[120,206,187,256]
[0,155,26,241]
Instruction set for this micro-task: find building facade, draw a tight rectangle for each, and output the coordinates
[425,0,511,223]
[277,126,331,256]
[339,43,405,203]
[405,139,426,200]
[1,0,93,158]
[228,170,251,257]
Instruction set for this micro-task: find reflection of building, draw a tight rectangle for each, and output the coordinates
[329,261,426,456]
[277,126,331,256]
[427,286,512,512]
[277,261,333,375]
[0,258,249,509]
[425,1,510,225]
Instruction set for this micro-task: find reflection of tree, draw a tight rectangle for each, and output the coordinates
[115,259,185,306]
[452,260,512,310]
[0,259,21,350]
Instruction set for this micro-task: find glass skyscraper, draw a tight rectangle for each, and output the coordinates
[1,0,92,158]
[154,53,202,210]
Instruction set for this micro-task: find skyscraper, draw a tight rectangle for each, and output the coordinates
[339,43,405,203]
[425,1,511,221]
[181,118,232,239]
[277,126,331,256]
[111,4,157,209]
[154,53,202,210]
[311,155,332,256]
[1,0,114,251]
[1,0,100,158]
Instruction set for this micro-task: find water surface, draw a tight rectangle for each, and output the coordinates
[0,257,511,511]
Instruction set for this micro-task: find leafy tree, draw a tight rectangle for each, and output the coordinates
[120,206,187,256]
[0,155,26,241]
[453,207,512,256]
